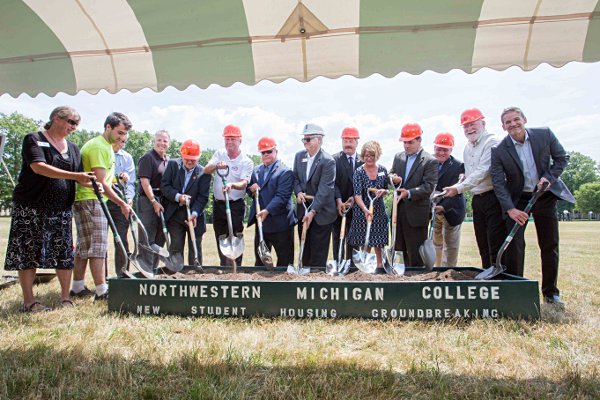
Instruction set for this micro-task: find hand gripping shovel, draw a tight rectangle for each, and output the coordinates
[216,166,244,273]
[255,188,274,270]
[326,202,351,276]
[90,178,153,279]
[157,210,184,272]
[382,178,405,275]
[419,190,447,271]
[185,197,204,272]
[476,182,549,280]
[287,195,313,275]
[352,189,379,274]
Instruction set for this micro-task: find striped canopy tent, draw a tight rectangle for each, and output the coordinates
[1,0,599,97]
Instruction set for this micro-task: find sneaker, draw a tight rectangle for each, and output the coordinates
[70,287,94,298]
[94,292,109,302]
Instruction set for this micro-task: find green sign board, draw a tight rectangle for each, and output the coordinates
[108,267,540,320]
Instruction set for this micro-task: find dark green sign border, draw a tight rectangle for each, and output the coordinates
[108,267,540,320]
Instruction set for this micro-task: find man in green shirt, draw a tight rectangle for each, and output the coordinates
[71,112,132,301]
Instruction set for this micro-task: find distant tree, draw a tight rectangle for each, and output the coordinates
[68,129,98,148]
[574,182,600,214]
[0,112,43,208]
[559,151,600,213]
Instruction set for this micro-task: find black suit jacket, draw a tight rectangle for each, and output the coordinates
[160,158,211,234]
[435,156,466,226]
[293,148,337,225]
[247,160,297,233]
[333,151,363,202]
[491,127,575,215]
[389,148,438,227]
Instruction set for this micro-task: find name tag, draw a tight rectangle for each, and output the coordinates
[37,141,50,148]
[377,172,385,177]
[301,158,308,163]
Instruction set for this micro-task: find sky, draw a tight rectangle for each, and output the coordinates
[1,61,599,169]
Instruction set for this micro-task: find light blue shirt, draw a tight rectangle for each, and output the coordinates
[510,133,538,192]
[114,149,136,200]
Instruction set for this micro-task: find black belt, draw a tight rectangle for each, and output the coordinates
[474,190,494,197]
[215,198,244,204]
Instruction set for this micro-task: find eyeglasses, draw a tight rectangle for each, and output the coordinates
[64,118,79,127]
[260,149,274,155]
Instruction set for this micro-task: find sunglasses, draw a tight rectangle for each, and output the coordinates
[260,149,274,155]
[301,137,316,143]
[64,118,79,127]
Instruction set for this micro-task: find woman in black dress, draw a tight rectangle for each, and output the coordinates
[347,141,389,271]
[4,106,94,312]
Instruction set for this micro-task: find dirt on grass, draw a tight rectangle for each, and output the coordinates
[157,268,479,282]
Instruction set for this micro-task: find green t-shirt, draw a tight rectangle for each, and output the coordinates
[75,135,115,202]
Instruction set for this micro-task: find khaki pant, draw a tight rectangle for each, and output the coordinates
[433,213,462,267]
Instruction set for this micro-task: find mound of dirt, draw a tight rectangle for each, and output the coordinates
[156,268,479,282]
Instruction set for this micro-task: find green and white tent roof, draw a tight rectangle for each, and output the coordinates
[1,0,599,96]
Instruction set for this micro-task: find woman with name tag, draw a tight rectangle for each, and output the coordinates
[4,106,95,312]
[347,141,389,271]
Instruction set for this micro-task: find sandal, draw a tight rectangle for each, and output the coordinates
[19,301,50,313]
[60,299,75,308]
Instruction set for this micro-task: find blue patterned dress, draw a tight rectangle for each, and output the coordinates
[347,165,389,248]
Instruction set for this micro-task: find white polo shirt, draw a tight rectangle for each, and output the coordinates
[210,148,254,201]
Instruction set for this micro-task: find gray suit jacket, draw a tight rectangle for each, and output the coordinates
[389,148,438,227]
[491,127,575,215]
[293,148,337,225]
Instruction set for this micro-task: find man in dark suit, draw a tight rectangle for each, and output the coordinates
[491,107,575,305]
[331,127,363,260]
[161,139,211,265]
[431,133,466,267]
[247,137,297,266]
[293,123,337,267]
[389,123,438,267]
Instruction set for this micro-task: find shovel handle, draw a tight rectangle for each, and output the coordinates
[255,188,264,229]
[367,202,374,223]
[339,214,347,240]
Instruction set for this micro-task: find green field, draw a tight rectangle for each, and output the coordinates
[0,218,598,399]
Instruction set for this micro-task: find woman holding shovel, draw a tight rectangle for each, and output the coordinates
[347,141,389,272]
[4,106,95,312]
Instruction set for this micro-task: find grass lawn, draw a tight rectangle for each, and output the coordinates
[0,218,598,399]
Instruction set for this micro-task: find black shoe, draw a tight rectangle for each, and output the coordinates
[543,295,565,306]
[94,292,109,302]
[70,287,94,298]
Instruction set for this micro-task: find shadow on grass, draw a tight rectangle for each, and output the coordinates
[0,346,597,400]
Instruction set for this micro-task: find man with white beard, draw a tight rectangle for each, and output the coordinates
[443,108,506,269]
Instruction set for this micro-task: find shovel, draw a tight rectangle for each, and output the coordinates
[255,187,274,270]
[382,178,405,275]
[90,178,153,279]
[326,202,351,276]
[476,182,549,280]
[159,210,184,273]
[185,197,204,272]
[216,166,245,273]
[352,189,379,274]
[287,195,313,275]
[419,190,447,271]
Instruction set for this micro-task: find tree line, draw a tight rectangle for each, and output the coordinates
[2,111,600,215]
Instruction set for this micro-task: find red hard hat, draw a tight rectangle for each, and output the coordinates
[433,132,455,149]
[223,124,242,137]
[460,108,485,125]
[400,123,422,141]
[341,127,359,139]
[258,136,277,152]
[180,139,201,160]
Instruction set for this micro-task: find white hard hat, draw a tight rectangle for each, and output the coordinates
[302,123,325,136]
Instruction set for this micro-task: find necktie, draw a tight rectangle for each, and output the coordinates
[259,166,266,186]
[348,155,353,170]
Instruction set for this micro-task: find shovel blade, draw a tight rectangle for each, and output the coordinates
[286,264,310,275]
[160,252,185,273]
[150,244,169,258]
[475,264,506,280]
[419,240,436,271]
[218,234,244,260]
[352,249,377,274]
[258,242,274,269]
[325,260,337,275]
